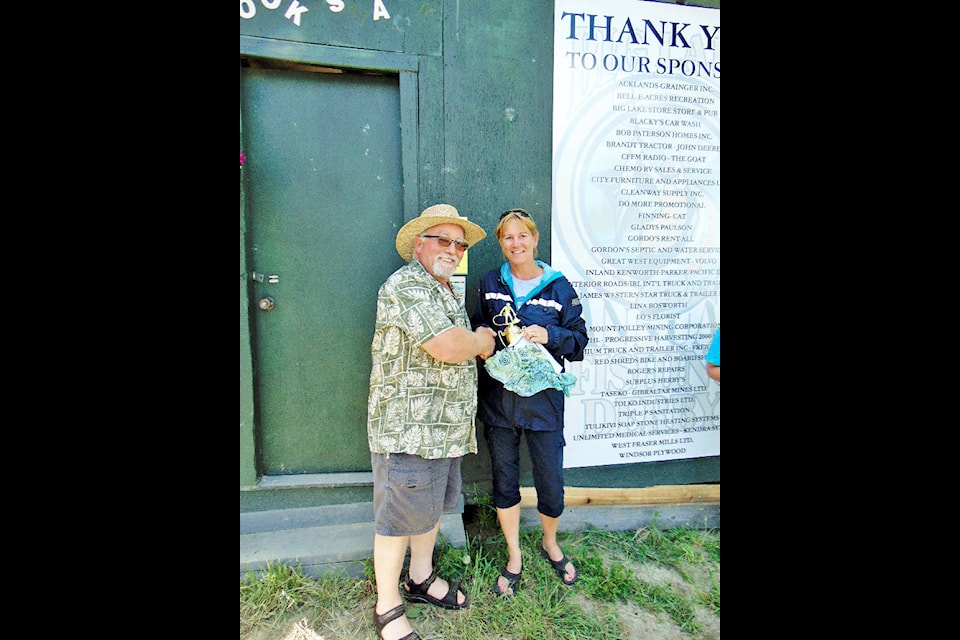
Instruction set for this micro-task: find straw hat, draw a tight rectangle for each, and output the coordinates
[395,203,487,261]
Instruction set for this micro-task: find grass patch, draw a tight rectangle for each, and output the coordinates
[241,505,719,639]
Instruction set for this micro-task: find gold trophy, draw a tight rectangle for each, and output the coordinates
[493,304,524,348]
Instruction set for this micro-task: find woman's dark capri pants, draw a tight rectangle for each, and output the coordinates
[484,423,566,518]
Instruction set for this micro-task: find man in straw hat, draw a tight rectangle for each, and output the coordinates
[368,204,497,640]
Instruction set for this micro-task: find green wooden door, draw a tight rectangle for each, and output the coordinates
[241,63,403,475]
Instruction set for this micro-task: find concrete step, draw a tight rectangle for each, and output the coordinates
[240,500,466,579]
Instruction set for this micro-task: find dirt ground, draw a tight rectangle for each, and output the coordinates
[613,560,720,640]
[614,602,719,640]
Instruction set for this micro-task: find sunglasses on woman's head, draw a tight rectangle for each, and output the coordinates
[499,208,531,221]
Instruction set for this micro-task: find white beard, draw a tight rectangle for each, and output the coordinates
[432,256,458,280]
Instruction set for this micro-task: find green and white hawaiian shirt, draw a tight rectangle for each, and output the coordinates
[367,259,479,459]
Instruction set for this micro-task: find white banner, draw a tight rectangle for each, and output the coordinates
[552,0,720,469]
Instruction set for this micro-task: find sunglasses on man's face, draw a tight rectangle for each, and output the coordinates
[499,208,531,221]
[420,235,470,251]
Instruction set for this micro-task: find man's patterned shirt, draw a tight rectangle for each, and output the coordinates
[367,259,479,459]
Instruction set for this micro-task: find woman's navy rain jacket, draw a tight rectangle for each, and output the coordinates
[472,260,589,432]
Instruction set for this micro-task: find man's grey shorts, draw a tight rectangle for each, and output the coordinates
[371,452,461,537]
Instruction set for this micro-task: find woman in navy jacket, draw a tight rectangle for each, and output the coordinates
[472,208,589,596]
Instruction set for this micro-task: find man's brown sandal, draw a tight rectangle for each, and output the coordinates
[373,604,421,640]
[402,569,468,610]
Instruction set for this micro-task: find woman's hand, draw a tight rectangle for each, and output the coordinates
[523,324,547,344]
